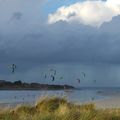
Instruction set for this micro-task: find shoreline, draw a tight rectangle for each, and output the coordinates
[1,89,120,109]
[1,96,120,109]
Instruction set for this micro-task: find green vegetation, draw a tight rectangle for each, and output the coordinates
[0,97,120,120]
[0,80,74,90]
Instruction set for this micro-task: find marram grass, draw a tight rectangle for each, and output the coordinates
[0,97,120,120]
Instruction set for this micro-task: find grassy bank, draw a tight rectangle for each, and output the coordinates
[0,97,120,120]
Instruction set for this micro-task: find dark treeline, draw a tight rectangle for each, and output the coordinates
[0,80,74,90]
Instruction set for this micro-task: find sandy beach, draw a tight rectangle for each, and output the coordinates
[1,89,120,109]
[1,97,120,109]
[94,96,120,109]
[93,90,120,109]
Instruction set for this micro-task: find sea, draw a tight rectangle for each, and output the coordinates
[0,87,118,106]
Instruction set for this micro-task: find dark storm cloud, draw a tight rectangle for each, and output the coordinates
[1,0,120,86]
[0,0,120,66]
[0,15,120,65]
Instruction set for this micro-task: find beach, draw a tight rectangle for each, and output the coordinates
[0,89,119,109]
[94,90,120,109]
[1,94,120,120]
[94,96,120,109]
[1,90,120,120]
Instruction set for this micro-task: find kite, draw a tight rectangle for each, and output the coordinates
[8,64,17,73]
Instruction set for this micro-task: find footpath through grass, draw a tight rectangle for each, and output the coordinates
[0,96,120,120]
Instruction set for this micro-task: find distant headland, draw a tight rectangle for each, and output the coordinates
[0,80,74,90]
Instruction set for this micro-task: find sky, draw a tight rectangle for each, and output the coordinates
[0,0,120,87]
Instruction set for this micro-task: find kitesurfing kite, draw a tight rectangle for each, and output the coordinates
[8,64,17,73]
[76,78,81,84]
[51,75,55,82]
[44,74,47,79]
[81,72,86,78]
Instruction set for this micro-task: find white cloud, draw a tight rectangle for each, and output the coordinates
[48,0,120,27]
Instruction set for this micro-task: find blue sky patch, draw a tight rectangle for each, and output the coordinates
[42,0,84,15]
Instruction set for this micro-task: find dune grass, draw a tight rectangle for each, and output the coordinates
[0,97,120,120]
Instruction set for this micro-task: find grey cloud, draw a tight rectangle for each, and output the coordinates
[1,16,120,65]
[100,15,120,34]
[0,0,120,86]
[8,12,23,24]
